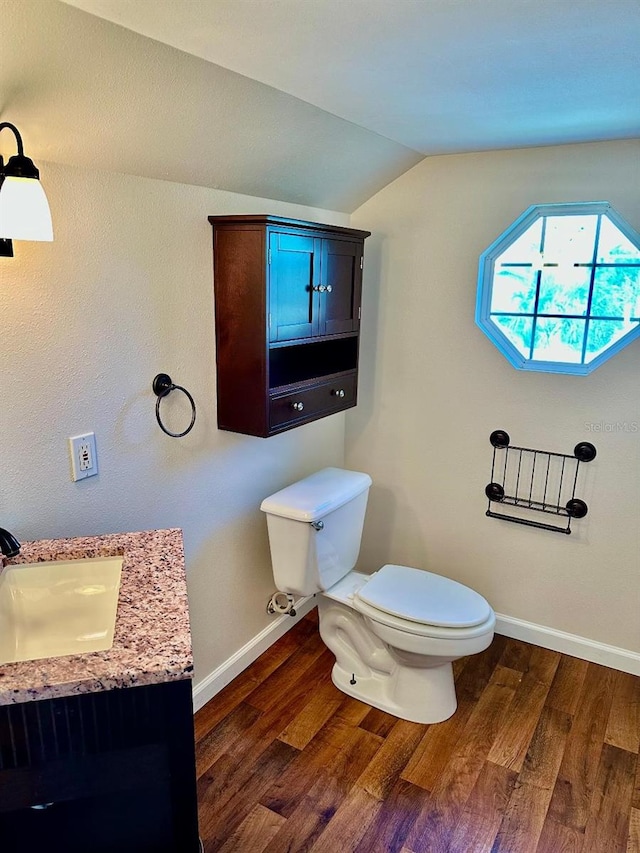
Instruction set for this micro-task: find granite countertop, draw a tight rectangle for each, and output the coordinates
[0,528,193,705]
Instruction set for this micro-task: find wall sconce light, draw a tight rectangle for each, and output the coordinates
[0,122,53,258]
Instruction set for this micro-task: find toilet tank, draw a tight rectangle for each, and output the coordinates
[260,468,372,596]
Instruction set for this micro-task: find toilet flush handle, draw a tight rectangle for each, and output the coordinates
[310,520,324,531]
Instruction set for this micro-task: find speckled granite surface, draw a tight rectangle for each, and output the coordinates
[0,529,193,705]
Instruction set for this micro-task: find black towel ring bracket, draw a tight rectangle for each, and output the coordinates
[152,373,196,438]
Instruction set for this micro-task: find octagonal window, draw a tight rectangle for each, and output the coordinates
[476,202,640,374]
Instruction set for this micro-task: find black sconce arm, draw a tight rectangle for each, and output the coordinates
[0,122,39,178]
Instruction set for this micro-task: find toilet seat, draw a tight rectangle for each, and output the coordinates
[352,564,494,639]
[352,595,496,640]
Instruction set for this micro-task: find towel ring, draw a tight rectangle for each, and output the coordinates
[152,373,196,438]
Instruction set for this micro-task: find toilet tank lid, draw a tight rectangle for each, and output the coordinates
[260,468,372,522]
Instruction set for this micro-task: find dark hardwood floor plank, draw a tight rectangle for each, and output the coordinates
[246,629,328,712]
[452,656,469,679]
[215,803,286,853]
[546,662,616,832]
[199,739,300,851]
[605,670,640,755]
[196,701,261,779]
[198,654,340,834]
[534,817,585,853]
[264,719,407,853]
[491,707,572,853]
[194,616,317,739]
[447,760,518,853]
[491,783,552,853]
[405,664,520,853]
[519,705,573,790]
[628,806,640,853]
[261,715,383,819]
[353,778,427,853]
[356,718,426,800]
[633,753,640,811]
[360,706,400,738]
[488,647,560,772]
[402,662,521,794]
[223,648,336,769]
[278,674,343,750]
[581,742,636,853]
[333,693,373,727]
[499,639,534,673]
[401,697,475,792]
[307,786,382,853]
[262,769,358,853]
[458,635,510,704]
[544,654,589,717]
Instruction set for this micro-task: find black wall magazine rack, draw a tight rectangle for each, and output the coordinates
[485,430,596,534]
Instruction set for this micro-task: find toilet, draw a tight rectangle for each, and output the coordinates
[260,467,495,724]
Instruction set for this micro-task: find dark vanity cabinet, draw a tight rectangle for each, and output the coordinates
[0,681,200,853]
[209,215,370,437]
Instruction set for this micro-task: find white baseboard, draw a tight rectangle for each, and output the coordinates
[495,612,640,676]
[192,594,317,713]
[192,603,639,714]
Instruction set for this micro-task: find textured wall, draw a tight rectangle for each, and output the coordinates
[348,139,640,653]
[0,162,348,685]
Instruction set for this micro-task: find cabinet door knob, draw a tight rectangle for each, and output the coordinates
[326,285,333,293]
[332,389,345,398]
[291,401,304,411]
[318,285,327,293]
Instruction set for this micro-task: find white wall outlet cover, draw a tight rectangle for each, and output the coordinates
[68,433,98,481]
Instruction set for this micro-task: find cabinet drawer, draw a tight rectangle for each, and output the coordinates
[269,374,357,430]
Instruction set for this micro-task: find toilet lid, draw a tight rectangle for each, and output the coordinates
[356,564,492,628]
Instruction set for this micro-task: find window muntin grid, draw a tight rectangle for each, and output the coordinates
[477,203,640,374]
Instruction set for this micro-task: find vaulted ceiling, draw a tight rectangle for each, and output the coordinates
[2,0,639,212]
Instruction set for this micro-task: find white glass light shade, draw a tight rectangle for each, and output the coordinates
[0,176,53,241]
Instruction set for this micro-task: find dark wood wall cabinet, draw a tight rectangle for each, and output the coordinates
[208,215,370,437]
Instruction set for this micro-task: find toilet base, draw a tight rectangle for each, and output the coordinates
[330,659,458,724]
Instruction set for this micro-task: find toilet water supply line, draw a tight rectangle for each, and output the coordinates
[267,591,297,616]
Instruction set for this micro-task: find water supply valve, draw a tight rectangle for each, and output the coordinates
[267,591,297,617]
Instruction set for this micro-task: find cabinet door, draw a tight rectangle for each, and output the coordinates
[269,231,321,342]
[319,238,363,336]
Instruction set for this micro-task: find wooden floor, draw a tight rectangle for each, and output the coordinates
[194,611,640,853]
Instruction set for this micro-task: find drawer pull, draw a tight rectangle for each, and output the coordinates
[332,389,345,398]
[291,401,305,411]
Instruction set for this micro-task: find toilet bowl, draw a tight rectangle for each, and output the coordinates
[317,567,494,723]
[261,468,495,724]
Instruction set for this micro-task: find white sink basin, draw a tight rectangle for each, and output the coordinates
[0,556,123,665]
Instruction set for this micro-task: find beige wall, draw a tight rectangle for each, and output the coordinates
[348,139,640,653]
[3,140,638,690]
[0,162,348,686]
